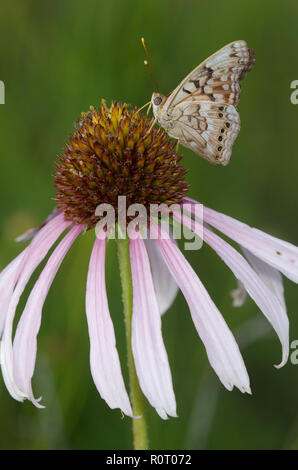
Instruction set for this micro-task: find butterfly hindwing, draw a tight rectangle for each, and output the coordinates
[166,102,240,165]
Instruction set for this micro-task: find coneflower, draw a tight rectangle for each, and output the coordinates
[1,101,297,449]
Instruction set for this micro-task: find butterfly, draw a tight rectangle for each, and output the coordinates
[151,41,255,165]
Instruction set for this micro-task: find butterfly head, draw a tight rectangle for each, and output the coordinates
[151,92,166,114]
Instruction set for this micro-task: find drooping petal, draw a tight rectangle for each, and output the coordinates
[242,247,286,310]
[184,197,298,283]
[144,239,178,315]
[151,220,250,394]
[12,225,83,406]
[85,235,132,417]
[130,234,177,419]
[200,223,289,368]
[0,212,71,402]
[0,248,28,336]
[175,209,289,367]
[15,208,61,243]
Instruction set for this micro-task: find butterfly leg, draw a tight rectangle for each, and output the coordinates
[146,117,157,136]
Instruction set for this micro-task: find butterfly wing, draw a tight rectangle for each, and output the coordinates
[166,101,240,165]
[164,40,254,109]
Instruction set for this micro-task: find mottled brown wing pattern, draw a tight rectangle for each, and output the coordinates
[151,40,254,165]
[165,41,255,108]
[166,102,240,165]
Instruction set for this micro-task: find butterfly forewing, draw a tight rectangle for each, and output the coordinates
[165,41,254,108]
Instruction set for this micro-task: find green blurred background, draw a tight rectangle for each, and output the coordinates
[1,0,298,450]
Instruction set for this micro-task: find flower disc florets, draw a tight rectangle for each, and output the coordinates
[55,101,189,229]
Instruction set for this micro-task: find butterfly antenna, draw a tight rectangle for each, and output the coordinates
[141,37,160,92]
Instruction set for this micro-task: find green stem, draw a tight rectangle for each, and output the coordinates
[116,237,149,450]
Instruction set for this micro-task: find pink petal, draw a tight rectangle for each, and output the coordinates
[176,208,289,368]
[0,212,71,402]
[130,234,177,419]
[15,208,61,243]
[144,239,178,315]
[242,247,286,310]
[151,220,250,394]
[13,225,83,406]
[0,248,28,336]
[86,235,133,417]
[185,198,298,283]
[201,224,289,368]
